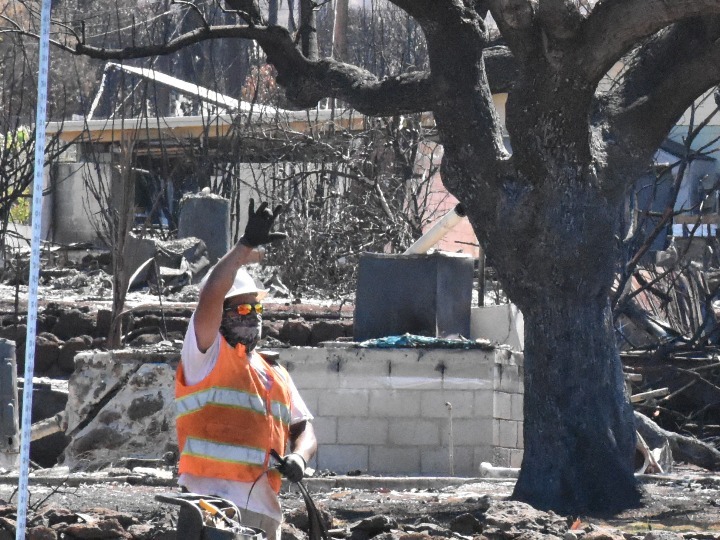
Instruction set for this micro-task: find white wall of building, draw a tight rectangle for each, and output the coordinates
[48,161,110,245]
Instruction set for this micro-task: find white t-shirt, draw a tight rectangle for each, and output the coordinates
[178,313,314,522]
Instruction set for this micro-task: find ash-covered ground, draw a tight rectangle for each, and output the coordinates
[3,467,720,539]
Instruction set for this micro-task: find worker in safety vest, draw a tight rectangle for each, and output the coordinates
[176,199,317,540]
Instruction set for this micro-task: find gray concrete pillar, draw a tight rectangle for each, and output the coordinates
[0,339,19,469]
[178,191,231,264]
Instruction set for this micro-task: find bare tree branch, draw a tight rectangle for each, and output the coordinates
[487,0,540,60]
[537,0,583,41]
[605,18,720,177]
[580,0,720,84]
[223,0,263,25]
[171,0,211,31]
[5,10,515,114]
[385,0,451,22]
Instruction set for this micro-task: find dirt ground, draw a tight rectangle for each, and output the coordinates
[2,466,720,538]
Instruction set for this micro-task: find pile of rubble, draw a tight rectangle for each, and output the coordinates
[0,504,170,539]
[0,284,352,382]
[1,482,717,540]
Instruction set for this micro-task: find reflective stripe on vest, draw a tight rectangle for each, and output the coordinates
[176,387,266,417]
[183,437,266,466]
[176,388,291,424]
[270,400,291,425]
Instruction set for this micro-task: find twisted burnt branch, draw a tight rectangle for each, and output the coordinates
[604,18,720,183]
[580,0,720,85]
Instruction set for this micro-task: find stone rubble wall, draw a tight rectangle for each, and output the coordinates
[62,344,524,476]
[63,349,179,470]
[0,302,354,377]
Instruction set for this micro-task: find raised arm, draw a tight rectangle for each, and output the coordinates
[193,200,286,352]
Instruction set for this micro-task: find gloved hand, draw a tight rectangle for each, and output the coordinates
[240,199,288,247]
[278,452,306,483]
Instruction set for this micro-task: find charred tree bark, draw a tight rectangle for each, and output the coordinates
[465,165,641,513]
[413,2,643,514]
[515,297,640,513]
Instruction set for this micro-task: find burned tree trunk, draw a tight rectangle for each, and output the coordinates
[516,298,639,513]
[467,171,641,513]
[418,5,642,513]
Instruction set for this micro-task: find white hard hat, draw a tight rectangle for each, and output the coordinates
[200,267,268,300]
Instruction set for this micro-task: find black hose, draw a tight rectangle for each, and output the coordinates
[296,480,329,540]
[271,449,328,540]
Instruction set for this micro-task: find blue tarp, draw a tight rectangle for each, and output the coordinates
[357,333,495,350]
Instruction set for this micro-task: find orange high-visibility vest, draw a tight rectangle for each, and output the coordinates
[175,340,292,492]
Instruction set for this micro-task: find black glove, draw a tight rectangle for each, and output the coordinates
[241,199,288,247]
[276,452,306,483]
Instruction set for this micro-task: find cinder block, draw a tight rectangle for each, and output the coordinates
[494,391,513,420]
[387,377,443,391]
[387,351,438,381]
[318,390,369,417]
[358,348,420,366]
[442,418,492,446]
[510,449,524,468]
[332,349,394,377]
[517,422,524,449]
[334,349,411,390]
[498,420,518,448]
[338,418,389,445]
[492,447,512,467]
[338,352,395,389]
[369,446,420,474]
[441,377,493,390]
[286,356,339,390]
[473,445,495,471]
[416,349,495,386]
[495,363,521,393]
[510,351,524,367]
[339,375,392,390]
[311,416,337,445]
[474,390,493,418]
[368,389,422,417]
[317,444,368,474]
[511,393,524,421]
[494,348,513,365]
[420,445,475,476]
[419,390,474,419]
[388,419,441,446]
[280,347,329,369]
[295,388,321,413]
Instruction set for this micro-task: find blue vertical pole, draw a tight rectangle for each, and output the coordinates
[15,0,52,535]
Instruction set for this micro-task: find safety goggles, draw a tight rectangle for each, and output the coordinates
[225,303,263,316]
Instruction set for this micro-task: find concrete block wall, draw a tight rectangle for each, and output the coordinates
[492,350,525,468]
[281,344,524,476]
[63,344,524,476]
[470,304,524,351]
